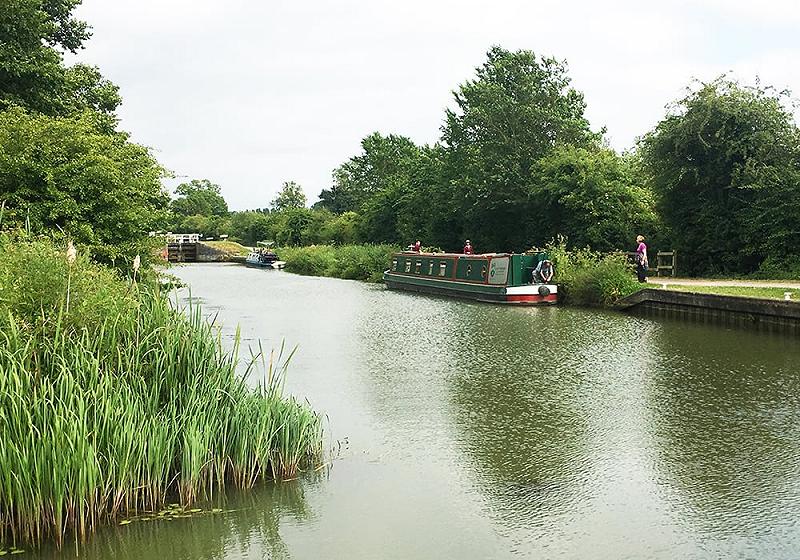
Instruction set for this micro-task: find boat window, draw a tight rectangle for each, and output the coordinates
[405,261,411,273]
[466,264,472,275]
[415,261,422,274]
[428,262,434,275]
[392,258,398,271]
[439,262,447,276]
[481,266,487,277]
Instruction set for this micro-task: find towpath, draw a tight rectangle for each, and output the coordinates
[650,278,800,289]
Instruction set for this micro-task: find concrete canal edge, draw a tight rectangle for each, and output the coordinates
[614,288,800,334]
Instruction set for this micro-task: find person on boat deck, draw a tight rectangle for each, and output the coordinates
[463,240,473,254]
[533,259,554,284]
[413,240,421,252]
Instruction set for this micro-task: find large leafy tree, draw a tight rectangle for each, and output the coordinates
[441,46,600,251]
[271,181,307,212]
[0,107,169,264]
[317,133,421,215]
[638,77,800,275]
[531,147,658,252]
[171,179,229,219]
[0,0,119,118]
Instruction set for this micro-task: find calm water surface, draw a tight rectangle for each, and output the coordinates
[40,264,800,559]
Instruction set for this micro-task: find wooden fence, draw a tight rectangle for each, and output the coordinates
[625,250,677,277]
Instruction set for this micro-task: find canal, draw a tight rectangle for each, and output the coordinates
[41,263,800,559]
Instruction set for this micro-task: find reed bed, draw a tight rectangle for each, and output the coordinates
[0,236,323,548]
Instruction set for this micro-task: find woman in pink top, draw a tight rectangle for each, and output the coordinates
[636,235,648,283]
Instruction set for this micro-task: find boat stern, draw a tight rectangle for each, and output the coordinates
[504,284,558,305]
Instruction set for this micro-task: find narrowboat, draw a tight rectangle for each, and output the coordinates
[383,251,557,305]
[245,249,286,269]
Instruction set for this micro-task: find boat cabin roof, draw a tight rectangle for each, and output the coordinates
[395,251,536,258]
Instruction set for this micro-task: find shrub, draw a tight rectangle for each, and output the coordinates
[279,244,397,283]
[547,240,644,306]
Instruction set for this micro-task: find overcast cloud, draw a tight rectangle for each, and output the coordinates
[70,0,800,210]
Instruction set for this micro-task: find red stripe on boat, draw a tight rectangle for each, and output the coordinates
[506,294,558,303]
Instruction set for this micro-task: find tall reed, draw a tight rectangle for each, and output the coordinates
[0,236,323,548]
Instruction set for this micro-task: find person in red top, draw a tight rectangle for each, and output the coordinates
[413,240,421,252]
[463,240,473,254]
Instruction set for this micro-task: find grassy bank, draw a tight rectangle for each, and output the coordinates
[201,240,251,256]
[663,284,797,300]
[548,243,645,306]
[279,244,398,283]
[0,236,323,548]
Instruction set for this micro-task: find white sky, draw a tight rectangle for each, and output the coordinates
[71,0,800,210]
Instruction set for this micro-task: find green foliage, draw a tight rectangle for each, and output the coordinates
[0,235,136,333]
[0,237,323,547]
[318,210,360,245]
[171,179,229,220]
[227,210,274,245]
[279,244,398,283]
[0,0,119,118]
[441,46,601,250]
[169,179,232,239]
[312,48,644,256]
[531,146,658,252]
[275,207,313,246]
[318,133,421,216]
[271,181,307,212]
[547,240,644,306]
[638,77,800,276]
[0,107,169,266]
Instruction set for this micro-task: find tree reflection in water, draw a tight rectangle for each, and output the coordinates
[645,321,800,540]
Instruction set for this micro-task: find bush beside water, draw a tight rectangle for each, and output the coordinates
[547,242,645,306]
[279,244,398,283]
[0,236,323,548]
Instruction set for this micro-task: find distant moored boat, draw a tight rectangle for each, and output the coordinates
[245,249,286,269]
[383,251,557,305]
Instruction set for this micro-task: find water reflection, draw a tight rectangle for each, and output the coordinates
[38,478,319,560]
[30,264,800,559]
[646,321,800,541]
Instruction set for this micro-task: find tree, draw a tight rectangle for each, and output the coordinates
[638,77,800,275]
[317,133,422,215]
[0,0,120,118]
[274,208,312,246]
[0,107,169,264]
[531,147,658,252]
[441,46,601,251]
[228,211,275,245]
[171,179,229,220]
[318,211,360,245]
[271,181,307,212]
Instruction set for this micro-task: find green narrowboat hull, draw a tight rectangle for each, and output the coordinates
[383,251,558,305]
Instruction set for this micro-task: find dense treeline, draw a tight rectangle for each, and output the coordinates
[2,3,798,277]
[171,48,798,277]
